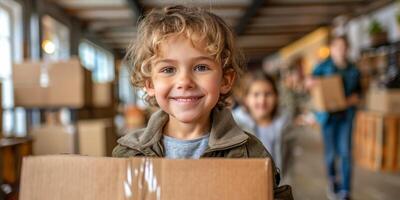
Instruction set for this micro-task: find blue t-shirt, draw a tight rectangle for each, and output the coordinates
[162,134,209,159]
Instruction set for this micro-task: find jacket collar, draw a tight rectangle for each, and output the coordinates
[117,108,249,151]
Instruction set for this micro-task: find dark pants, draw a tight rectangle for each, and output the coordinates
[321,111,354,195]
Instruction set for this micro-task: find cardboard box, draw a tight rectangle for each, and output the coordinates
[13,58,93,108]
[367,88,400,114]
[92,82,114,108]
[13,60,46,107]
[311,75,347,112]
[47,59,92,107]
[30,125,76,155]
[77,119,117,156]
[20,155,273,200]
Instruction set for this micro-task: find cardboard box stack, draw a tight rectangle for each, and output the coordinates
[367,88,400,114]
[30,124,76,155]
[19,155,273,200]
[77,81,116,120]
[92,82,114,108]
[353,111,400,172]
[77,119,117,157]
[13,57,92,108]
[311,75,347,112]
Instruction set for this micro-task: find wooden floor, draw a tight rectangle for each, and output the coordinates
[285,125,400,200]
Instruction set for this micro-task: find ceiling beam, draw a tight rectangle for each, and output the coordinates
[141,0,250,8]
[265,0,366,7]
[235,0,264,35]
[88,20,135,32]
[259,5,354,16]
[53,0,127,8]
[237,35,296,48]
[248,19,330,28]
[76,9,133,20]
[101,31,136,39]
[143,5,247,10]
[352,0,394,16]
[244,25,317,35]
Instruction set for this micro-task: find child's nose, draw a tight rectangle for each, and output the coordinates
[176,71,195,90]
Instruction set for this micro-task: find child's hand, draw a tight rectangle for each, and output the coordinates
[346,94,360,107]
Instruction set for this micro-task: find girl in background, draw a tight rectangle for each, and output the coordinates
[233,70,291,173]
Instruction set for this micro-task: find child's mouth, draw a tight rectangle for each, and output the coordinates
[170,96,203,103]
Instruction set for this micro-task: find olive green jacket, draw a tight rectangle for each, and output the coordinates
[112,108,293,200]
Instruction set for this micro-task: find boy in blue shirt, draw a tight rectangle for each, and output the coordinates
[312,35,361,200]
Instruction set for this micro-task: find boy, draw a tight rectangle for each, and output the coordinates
[312,35,361,200]
[113,5,292,199]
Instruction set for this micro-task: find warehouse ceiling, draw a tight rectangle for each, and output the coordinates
[50,0,393,60]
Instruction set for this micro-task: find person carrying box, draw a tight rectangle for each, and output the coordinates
[310,35,361,200]
[112,5,293,200]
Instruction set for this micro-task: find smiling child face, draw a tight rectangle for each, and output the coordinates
[145,35,234,124]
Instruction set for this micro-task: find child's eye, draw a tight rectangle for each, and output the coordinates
[194,64,210,72]
[160,67,176,74]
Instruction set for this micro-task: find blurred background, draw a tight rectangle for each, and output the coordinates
[1,0,400,199]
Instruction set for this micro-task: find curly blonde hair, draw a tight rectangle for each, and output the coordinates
[125,5,245,108]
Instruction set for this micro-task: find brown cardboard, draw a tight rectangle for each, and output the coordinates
[30,125,76,155]
[47,59,92,107]
[367,88,400,114]
[92,82,114,107]
[311,75,347,112]
[13,60,47,107]
[13,58,92,108]
[77,119,117,156]
[19,155,273,200]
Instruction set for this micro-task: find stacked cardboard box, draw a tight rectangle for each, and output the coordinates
[13,58,93,108]
[311,75,347,112]
[367,88,400,114]
[19,156,273,200]
[92,82,114,108]
[30,125,76,155]
[76,82,115,120]
[77,119,117,157]
[353,111,400,172]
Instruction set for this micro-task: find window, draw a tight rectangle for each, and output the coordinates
[118,62,147,108]
[0,0,24,136]
[41,15,70,61]
[79,41,115,83]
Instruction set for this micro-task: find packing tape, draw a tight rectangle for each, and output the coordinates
[124,158,161,200]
